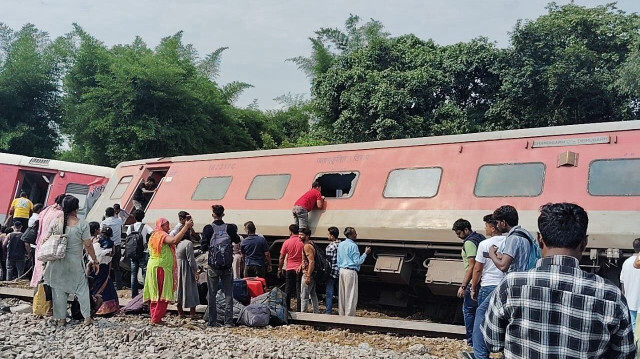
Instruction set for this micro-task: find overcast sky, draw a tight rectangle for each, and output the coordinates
[3,0,640,109]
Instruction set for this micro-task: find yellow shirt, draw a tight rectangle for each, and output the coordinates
[11,198,33,219]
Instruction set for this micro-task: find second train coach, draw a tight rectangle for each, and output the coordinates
[87,120,640,314]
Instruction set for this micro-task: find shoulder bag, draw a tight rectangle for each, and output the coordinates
[37,218,68,262]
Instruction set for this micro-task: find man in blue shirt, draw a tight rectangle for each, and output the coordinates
[240,221,271,278]
[337,227,370,316]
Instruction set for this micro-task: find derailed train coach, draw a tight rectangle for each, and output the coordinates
[87,121,640,320]
[0,153,114,223]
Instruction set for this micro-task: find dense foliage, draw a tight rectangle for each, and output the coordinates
[0,3,639,165]
[0,24,63,158]
[306,4,640,143]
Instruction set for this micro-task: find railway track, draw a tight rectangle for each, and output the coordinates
[0,286,465,339]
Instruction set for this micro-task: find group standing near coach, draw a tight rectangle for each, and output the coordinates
[456,203,638,359]
[1,183,638,358]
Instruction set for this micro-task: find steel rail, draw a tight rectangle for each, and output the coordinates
[0,286,465,339]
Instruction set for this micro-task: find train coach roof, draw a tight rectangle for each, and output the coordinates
[0,152,114,177]
[117,120,640,168]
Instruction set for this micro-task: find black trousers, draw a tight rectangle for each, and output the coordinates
[285,270,302,312]
[111,245,122,289]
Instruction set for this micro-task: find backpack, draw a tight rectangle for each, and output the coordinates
[513,229,541,270]
[209,223,233,269]
[310,242,331,284]
[124,223,145,261]
[237,303,271,327]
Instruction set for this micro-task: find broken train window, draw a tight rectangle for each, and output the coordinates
[314,172,359,198]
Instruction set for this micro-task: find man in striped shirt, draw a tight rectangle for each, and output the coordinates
[482,203,636,358]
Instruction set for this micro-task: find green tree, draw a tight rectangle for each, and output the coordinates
[616,48,640,114]
[0,24,63,157]
[60,26,256,166]
[288,15,389,79]
[310,35,503,142]
[488,3,640,128]
[259,93,314,148]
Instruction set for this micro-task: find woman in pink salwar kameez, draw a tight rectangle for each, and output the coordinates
[30,194,66,287]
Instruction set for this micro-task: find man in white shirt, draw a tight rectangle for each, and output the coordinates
[620,238,640,331]
[470,214,506,359]
[28,203,43,228]
[169,211,190,236]
[102,207,124,289]
[126,209,153,297]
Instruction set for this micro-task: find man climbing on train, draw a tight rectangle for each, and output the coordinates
[132,177,157,212]
[292,181,325,230]
[452,218,485,349]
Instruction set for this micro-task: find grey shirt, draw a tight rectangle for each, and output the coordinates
[499,225,534,273]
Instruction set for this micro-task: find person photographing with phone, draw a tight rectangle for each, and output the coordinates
[470,215,506,359]
[143,216,194,325]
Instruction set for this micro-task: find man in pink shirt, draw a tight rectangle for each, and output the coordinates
[278,224,305,311]
[292,181,325,230]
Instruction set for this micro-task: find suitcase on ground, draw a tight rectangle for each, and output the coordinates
[232,278,249,305]
[245,277,266,298]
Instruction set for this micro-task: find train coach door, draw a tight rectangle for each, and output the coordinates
[17,170,55,207]
[3,170,54,226]
[124,167,169,220]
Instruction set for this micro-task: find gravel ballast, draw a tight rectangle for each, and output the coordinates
[0,299,469,358]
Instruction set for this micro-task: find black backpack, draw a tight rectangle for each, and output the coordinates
[124,223,145,261]
[208,223,233,269]
[311,242,331,284]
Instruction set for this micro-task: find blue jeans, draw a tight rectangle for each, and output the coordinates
[631,310,637,332]
[130,253,148,297]
[463,285,478,345]
[473,285,497,359]
[325,277,337,314]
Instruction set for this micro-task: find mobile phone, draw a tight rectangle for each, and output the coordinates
[483,252,490,258]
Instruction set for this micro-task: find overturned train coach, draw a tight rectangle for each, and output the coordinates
[1,153,113,223]
[87,121,640,321]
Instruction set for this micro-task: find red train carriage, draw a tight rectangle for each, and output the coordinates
[1,153,113,223]
[87,121,640,317]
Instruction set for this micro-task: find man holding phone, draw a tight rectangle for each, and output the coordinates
[470,214,506,359]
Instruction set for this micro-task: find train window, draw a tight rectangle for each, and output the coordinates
[314,172,359,198]
[246,174,291,200]
[474,163,545,197]
[65,183,89,210]
[192,176,232,200]
[110,176,133,199]
[383,167,442,198]
[588,159,640,196]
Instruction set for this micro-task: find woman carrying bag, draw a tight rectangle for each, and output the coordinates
[42,195,99,326]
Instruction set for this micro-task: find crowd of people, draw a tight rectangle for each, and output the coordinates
[1,181,640,358]
[455,204,639,358]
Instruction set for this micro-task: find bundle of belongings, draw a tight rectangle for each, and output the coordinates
[200,287,288,327]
